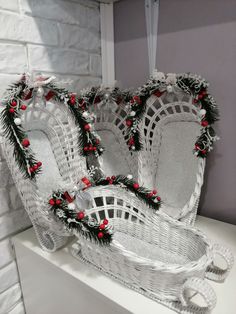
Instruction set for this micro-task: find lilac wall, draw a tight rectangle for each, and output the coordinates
[114,0,236,224]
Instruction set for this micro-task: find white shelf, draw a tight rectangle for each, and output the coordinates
[13,216,236,314]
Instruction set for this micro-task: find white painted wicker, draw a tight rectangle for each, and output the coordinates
[72,186,234,313]
[90,101,138,178]
[138,91,205,225]
[0,100,88,251]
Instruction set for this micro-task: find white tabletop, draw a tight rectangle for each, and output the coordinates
[13,216,236,314]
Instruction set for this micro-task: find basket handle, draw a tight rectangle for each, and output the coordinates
[205,243,234,282]
[180,277,216,313]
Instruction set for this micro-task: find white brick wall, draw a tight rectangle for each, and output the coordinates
[0,1,101,313]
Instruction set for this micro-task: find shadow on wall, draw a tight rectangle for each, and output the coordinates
[158,0,236,34]
[25,0,101,91]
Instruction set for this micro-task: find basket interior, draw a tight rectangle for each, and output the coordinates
[155,121,200,210]
[86,190,208,266]
[28,129,64,194]
[112,223,207,266]
[91,103,138,178]
[140,95,202,216]
[23,102,86,195]
[96,129,131,176]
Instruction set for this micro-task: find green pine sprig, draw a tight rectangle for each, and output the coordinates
[49,191,112,245]
[94,174,161,210]
[0,82,41,179]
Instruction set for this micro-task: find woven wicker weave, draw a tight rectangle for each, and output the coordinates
[90,101,138,179]
[0,100,88,251]
[138,91,205,225]
[72,185,234,313]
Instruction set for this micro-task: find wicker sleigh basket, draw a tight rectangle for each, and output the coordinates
[89,97,138,179]
[71,186,233,314]
[0,77,89,251]
[139,91,204,225]
[134,72,219,225]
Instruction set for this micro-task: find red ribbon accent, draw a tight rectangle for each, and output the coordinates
[45,90,55,101]
[81,177,92,189]
[24,90,33,100]
[94,96,101,104]
[153,90,164,98]
[63,191,75,203]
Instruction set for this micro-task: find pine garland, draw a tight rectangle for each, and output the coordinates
[125,72,219,157]
[47,83,104,156]
[48,190,112,245]
[78,86,133,111]
[1,80,41,179]
[0,75,104,180]
[94,174,161,210]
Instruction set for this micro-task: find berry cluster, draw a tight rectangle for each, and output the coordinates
[94,174,161,210]
[1,76,105,180]
[48,191,112,244]
[125,73,219,158]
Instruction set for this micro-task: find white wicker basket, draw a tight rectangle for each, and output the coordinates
[71,186,233,313]
[138,88,205,225]
[90,100,138,179]
[0,99,88,251]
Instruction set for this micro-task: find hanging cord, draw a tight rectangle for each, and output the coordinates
[145,0,159,75]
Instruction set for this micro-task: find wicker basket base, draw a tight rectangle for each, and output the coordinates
[71,242,214,314]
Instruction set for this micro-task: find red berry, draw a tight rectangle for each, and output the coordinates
[9,108,15,113]
[153,90,162,98]
[198,94,203,100]
[201,120,209,127]
[133,96,141,104]
[29,167,34,173]
[84,146,89,151]
[133,183,139,190]
[99,224,105,230]
[92,146,97,151]
[98,232,104,239]
[126,119,133,127]
[157,196,161,201]
[33,164,38,171]
[106,177,111,181]
[103,219,109,225]
[89,146,93,151]
[11,100,17,107]
[84,124,90,131]
[111,175,116,180]
[20,104,27,110]
[56,199,61,205]
[22,138,30,148]
[96,139,100,145]
[37,161,42,167]
[49,198,55,206]
[147,192,153,198]
[109,180,113,185]
[202,149,207,154]
[94,96,101,104]
[70,95,76,104]
[152,189,157,195]
[77,211,85,220]
[193,99,198,104]
[128,137,135,146]
[195,144,200,150]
